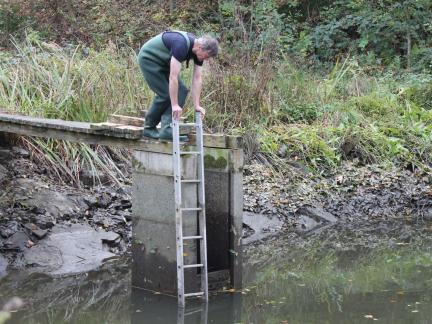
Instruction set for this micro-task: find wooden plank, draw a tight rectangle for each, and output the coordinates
[0,120,173,153]
[0,112,242,149]
[90,122,143,139]
[108,114,145,127]
[90,122,143,132]
[112,125,142,139]
[0,113,100,134]
[90,122,122,130]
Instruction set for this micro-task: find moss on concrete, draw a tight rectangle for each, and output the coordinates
[204,154,228,170]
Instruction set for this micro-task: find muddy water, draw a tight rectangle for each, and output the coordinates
[2,236,432,324]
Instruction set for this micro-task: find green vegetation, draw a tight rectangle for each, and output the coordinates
[0,38,145,185]
[204,154,228,170]
[1,0,432,182]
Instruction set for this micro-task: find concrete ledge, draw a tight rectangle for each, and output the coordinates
[132,150,197,177]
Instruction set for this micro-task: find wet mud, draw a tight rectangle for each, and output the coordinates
[242,162,432,277]
[1,143,432,279]
[1,143,432,322]
[0,144,132,278]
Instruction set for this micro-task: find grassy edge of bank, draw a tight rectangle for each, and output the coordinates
[1,38,432,184]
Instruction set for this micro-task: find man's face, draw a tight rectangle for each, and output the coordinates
[195,46,211,61]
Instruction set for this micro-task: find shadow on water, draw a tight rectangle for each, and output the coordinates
[2,240,432,323]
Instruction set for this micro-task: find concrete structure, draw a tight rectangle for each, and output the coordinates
[132,142,243,295]
[0,112,244,294]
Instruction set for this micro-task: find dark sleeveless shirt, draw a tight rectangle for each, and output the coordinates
[162,31,203,67]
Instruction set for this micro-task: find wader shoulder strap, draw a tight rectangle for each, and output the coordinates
[163,30,192,68]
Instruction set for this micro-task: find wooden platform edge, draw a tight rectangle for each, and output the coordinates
[108,114,144,127]
[0,112,243,149]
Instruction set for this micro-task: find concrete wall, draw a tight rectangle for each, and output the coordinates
[132,146,243,295]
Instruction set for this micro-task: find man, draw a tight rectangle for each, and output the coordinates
[137,30,219,140]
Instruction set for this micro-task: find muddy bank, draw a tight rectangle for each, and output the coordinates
[242,161,432,274]
[1,141,432,278]
[1,143,432,322]
[0,144,132,278]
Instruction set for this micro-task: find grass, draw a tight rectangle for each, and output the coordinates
[0,36,151,185]
[250,59,432,173]
[1,36,432,183]
[0,37,150,118]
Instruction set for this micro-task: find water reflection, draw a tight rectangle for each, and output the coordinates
[177,303,208,324]
[131,289,241,324]
[2,244,432,323]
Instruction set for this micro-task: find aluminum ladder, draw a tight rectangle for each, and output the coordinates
[172,112,209,307]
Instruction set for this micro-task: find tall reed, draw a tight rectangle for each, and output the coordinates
[0,37,151,185]
[2,36,432,178]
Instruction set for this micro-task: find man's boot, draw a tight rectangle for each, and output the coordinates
[159,124,188,142]
[142,116,160,139]
[143,126,159,139]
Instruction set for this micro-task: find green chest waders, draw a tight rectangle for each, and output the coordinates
[138,32,190,140]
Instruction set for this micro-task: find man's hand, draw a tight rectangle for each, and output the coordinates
[172,104,182,121]
[195,106,205,119]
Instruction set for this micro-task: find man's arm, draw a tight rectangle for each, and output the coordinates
[170,56,182,120]
[191,64,205,118]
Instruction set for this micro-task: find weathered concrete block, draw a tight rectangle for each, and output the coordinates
[132,152,199,295]
[132,145,243,294]
[132,150,197,178]
[132,219,197,294]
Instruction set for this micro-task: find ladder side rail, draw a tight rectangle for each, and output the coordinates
[196,112,209,302]
[200,302,209,324]
[177,305,185,324]
[173,119,185,307]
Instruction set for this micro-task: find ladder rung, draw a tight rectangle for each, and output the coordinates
[179,123,198,127]
[183,236,203,240]
[181,207,202,212]
[184,292,205,298]
[184,309,203,316]
[183,264,204,269]
[180,151,200,155]
[181,179,201,183]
